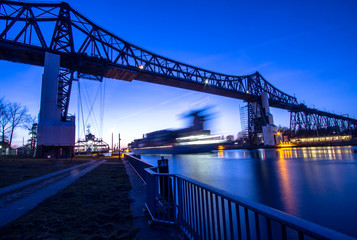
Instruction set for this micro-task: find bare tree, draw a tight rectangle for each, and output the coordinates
[23,115,37,133]
[0,97,10,143]
[8,102,29,146]
[23,115,37,152]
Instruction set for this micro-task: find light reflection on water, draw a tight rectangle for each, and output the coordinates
[140,146,357,237]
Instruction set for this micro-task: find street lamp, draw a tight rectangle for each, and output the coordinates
[118,133,121,160]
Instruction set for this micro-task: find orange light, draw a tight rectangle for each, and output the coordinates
[277,141,296,148]
[218,145,225,150]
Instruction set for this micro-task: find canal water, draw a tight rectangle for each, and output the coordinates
[140,146,357,238]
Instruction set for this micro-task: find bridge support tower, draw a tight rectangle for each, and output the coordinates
[248,92,281,146]
[37,52,75,158]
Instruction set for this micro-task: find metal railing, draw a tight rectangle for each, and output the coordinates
[125,154,153,183]
[127,155,355,240]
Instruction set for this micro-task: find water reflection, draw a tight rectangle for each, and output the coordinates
[218,149,224,158]
[140,146,357,238]
[276,157,296,214]
[274,146,355,161]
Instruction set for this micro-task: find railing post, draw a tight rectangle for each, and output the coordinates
[176,177,181,224]
[145,168,154,217]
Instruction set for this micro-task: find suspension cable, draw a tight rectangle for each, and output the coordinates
[82,80,101,136]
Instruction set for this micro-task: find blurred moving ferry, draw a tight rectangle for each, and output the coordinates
[129,110,227,154]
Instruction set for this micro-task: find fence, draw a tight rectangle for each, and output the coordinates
[125,154,153,183]
[126,154,355,240]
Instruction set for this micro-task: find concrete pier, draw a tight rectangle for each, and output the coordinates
[37,52,75,157]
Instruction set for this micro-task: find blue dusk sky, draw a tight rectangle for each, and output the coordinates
[1,0,357,147]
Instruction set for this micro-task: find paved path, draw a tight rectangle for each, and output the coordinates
[0,160,105,227]
[0,161,95,195]
[124,159,185,240]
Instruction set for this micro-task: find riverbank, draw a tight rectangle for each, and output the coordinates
[0,158,137,239]
[0,157,186,239]
[223,141,357,150]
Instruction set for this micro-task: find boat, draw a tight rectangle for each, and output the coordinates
[75,127,110,155]
[129,110,227,154]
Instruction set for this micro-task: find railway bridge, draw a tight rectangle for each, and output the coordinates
[0,1,356,154]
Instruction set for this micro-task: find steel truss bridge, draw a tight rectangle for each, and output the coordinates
[0,0,356,139]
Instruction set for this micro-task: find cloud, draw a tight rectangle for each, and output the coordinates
[238,62,274,75]
[116,91,195,121]
[244,23,339,53]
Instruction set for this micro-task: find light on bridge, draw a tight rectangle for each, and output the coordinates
[205,79,209,84]
[139,64,144,69]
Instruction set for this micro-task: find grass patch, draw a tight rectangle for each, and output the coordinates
[0,160,137,239]
[0,158,89,188]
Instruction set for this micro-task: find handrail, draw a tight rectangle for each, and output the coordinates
[124,154,153,183]
[144,166,355,240]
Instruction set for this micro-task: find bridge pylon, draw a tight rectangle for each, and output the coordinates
[247,92,281,146]
[36,52,75,158]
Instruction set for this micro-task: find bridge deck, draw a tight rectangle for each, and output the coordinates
[0,0,356,126]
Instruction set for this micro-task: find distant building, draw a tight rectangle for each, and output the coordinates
[237,131,246,140]
[0,141,11,155]
[226,135,235,141]
[17,145,32,156]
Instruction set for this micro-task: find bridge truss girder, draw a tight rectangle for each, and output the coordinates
[290,111,357,137]
[0,1,297,107]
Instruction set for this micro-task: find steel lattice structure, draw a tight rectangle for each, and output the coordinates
[57,67,74,120]
[0,1,297,106]
[0,0,356,136]
[290,109,357,137]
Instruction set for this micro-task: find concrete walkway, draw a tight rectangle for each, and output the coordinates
[0,160,105,227]
[124,159,186,240]
[0,161,95,195]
